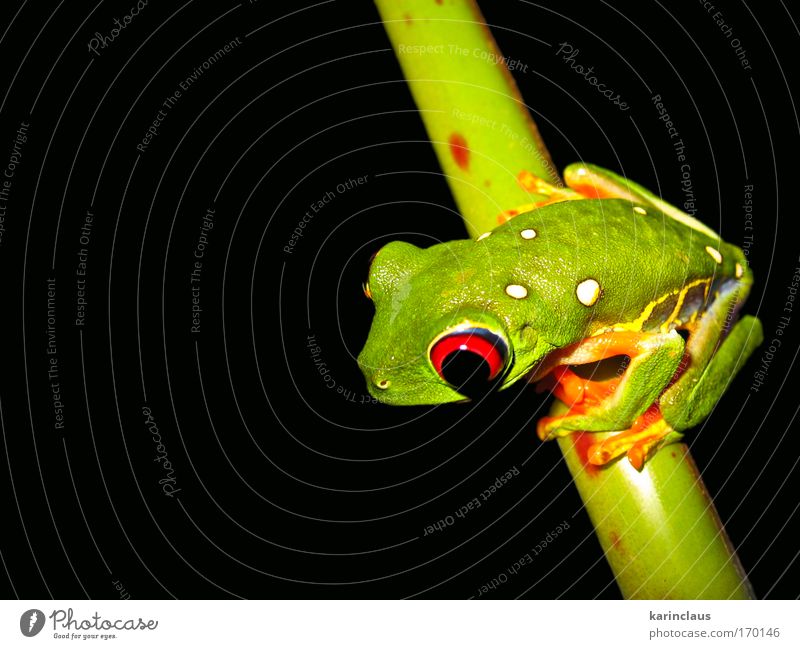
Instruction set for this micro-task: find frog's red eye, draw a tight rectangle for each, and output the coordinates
[430,328,508,392]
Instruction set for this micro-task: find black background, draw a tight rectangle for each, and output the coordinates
[0,0,798,599]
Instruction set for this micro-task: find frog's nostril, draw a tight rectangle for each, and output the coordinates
[376,379,391,390]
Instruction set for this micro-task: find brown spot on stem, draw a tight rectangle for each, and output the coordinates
[404,13,413,24]
[448,132,470,171]
[460,0,558,182]
[572,432,599,477]
[484,179,491,187]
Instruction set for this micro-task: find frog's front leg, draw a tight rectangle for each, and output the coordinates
[660,279,763,431]
[536,329,685,439]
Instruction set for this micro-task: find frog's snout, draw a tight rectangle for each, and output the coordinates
[362,364,393,395]
[356,352,390,393]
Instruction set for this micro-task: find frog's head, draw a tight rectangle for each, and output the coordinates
[357,238,555,405]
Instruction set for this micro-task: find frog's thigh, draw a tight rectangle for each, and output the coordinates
[661,306,763,431]
[538,329,685,439]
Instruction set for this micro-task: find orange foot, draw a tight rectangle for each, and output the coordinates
[535,365,622,440]
[517,170,583,206]
[584,405,683,471]
[495,170,588,224]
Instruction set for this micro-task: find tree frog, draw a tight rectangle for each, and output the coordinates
[357,164,763,470]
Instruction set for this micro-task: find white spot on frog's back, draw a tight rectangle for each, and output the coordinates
[476,231,491,241]
[633,206,647,215]
[576,278,601,306]
[705,245,723,264]
[505,284,528,299]
[735,262,744,278]
[520,228,537,240]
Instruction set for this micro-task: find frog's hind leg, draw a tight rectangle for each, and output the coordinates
[536,329,685,440]
[563,163,644,200]
[660,277,763,431]
[535,330,685,470]
[563,163,720,240]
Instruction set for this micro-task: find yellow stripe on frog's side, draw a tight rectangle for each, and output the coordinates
[660,279,704,333]
[591,278,712,337]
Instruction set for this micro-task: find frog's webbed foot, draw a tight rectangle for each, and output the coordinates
[495,170,585,224]
[495,167,636,224]
[582,406,684,471]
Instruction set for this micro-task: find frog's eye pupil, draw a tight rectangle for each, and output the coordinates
[430,329,507,395]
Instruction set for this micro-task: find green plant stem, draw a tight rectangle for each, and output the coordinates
[554,403,752,598]
[375,0,753,599]
[376,0,559,236]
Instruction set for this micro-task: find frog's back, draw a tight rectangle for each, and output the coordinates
[474,198,745,341]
